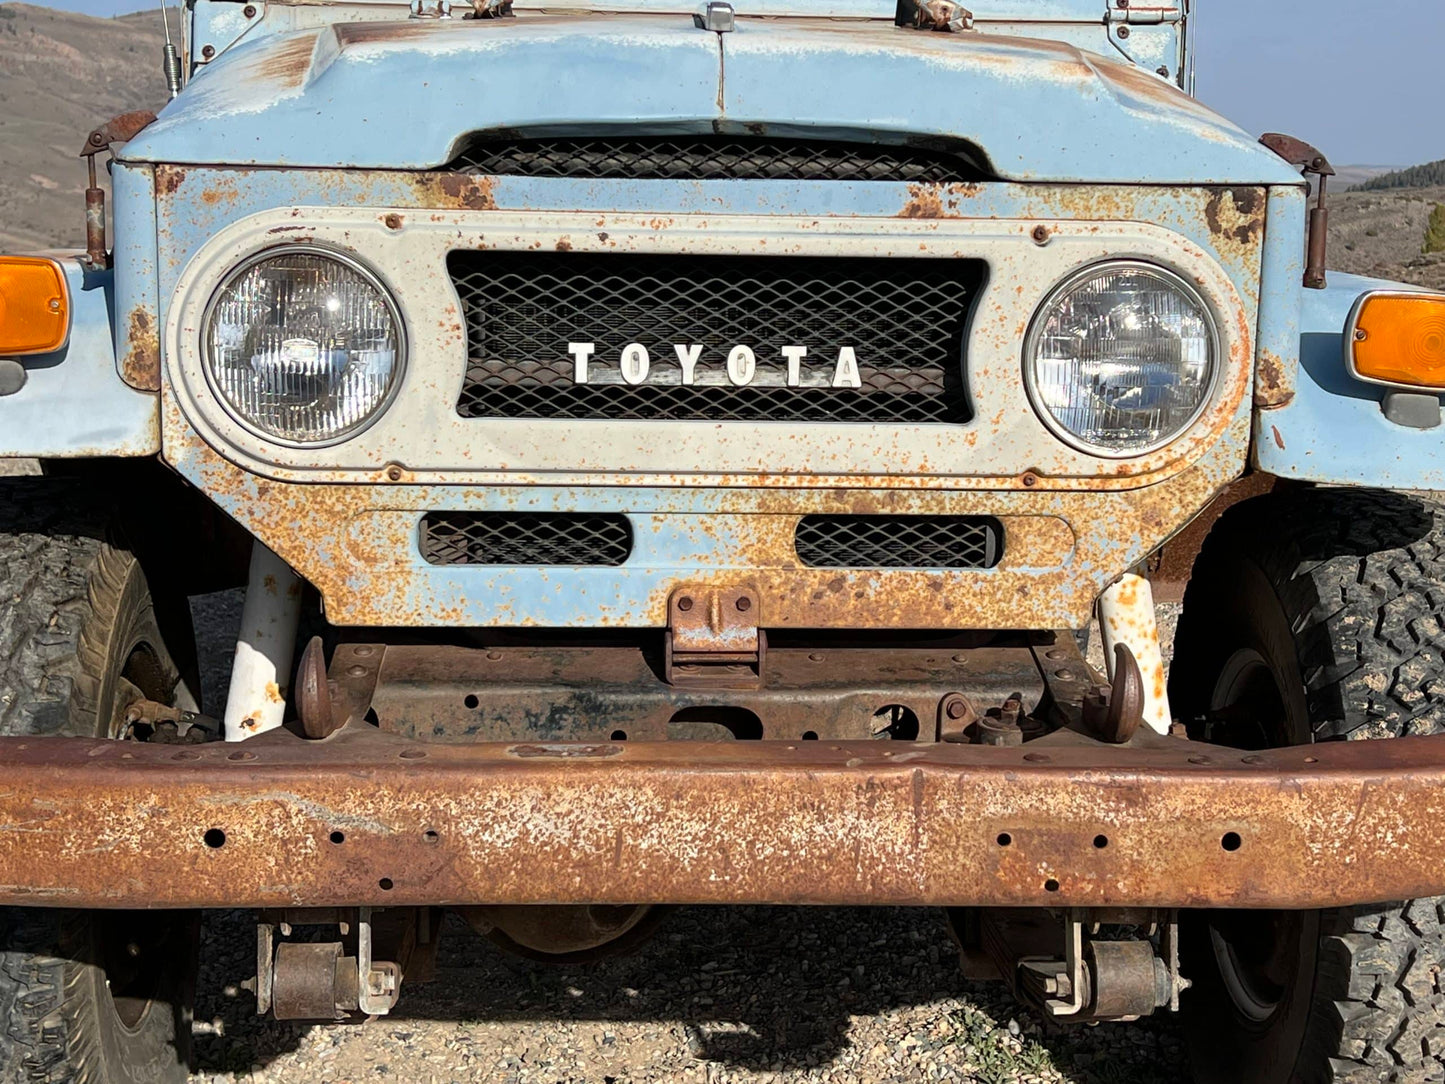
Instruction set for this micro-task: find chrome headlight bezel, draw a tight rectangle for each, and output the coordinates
[200,244,408,449]
[1022,258,1222,460]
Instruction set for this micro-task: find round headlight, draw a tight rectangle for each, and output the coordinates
[1025,261,1218,457]
[203,248,404,445]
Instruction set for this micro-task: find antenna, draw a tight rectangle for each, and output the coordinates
[160,2,183,99]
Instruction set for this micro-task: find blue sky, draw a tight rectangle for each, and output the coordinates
[21,0,1445,168]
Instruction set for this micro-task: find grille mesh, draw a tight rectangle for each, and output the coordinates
[447,136,985,183]
[420,512,633,567]
[450,252,980,424]
[794,515,1002,569]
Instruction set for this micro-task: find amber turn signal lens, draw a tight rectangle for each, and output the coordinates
[1350,293,1445,390]
[0,257,69,356]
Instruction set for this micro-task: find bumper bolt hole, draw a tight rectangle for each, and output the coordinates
[464,694,479,709]
[399,749,426,760]
[1221,832,1242,852]
[330,831,345,845]
[997,832,1012,847]
[1044,878,1060,892]
[1093,834,1109,849]
[203,829,226,849]
[422,830,439,844]
[379,878,394,891]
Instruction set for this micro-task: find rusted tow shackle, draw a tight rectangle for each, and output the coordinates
[1082,643,1147,745]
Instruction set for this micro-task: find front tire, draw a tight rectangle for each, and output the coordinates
[0,481,197,1084]
[1170,487,1445,1084]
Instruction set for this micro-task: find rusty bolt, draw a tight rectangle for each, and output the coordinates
[89,131,106,146]
[1054,669,1075,681]
[201,44,215,58]
[1157,66,1170,78]
[677,597,694,612]
[808,653,825,662]
[385,465,403,482]
[1022,472,1039,488]
[353,645,376,658]
[485,650,502,661]
[1031,224,1051,246]
[243,3,256,14]
[736,596,752,613]
[383,213,403,231]
[1354,328,1368,342]
[346,665,368,677]
[1044,649,1066,661]
[1117,25,1130,38]
[946,700,969,720]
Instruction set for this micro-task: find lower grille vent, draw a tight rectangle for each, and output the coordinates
[420,512,633,567]
[794,515,1002,570]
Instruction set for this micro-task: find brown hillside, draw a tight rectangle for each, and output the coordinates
[0,2,167,251]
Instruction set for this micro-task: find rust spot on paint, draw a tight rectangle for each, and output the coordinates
[1254,349,1294,408]
[555,238,572,252]
[251,32,319,89]
[265,682,283,704]
[1271,426,1285,450]
[1205,188,1264,247]
[418,173,498,211]
[156,166,185,197]
[120,307,160,392]
[898,183,982,220]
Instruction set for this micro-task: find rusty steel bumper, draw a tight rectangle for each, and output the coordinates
[3,727,1445,911]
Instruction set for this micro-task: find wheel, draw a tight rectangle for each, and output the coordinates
[1169,487,1445,1084]
[0,480,198,1084]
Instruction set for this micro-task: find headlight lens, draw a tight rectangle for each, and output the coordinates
[1025,262,1217,457]
[204,249,403,444]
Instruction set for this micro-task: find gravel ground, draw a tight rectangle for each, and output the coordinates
[183,591,1189,1084]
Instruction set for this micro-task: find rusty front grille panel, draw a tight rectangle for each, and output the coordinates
[445,136,989,183]
[450,252,982,424]
[419,512,633,567]
[795,515,1002,569]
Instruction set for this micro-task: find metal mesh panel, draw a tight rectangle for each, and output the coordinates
[450,252,980,424]
[420,512,633,567]
[794,515,1002,569]
[447,136,986,183]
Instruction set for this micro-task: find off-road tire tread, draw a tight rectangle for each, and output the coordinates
[0,480,189,1084]
[1177,488,1445,1083]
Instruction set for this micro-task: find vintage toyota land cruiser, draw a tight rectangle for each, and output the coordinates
[2,0,1445,1079]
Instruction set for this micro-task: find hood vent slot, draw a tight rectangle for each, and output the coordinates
[445,135,990,183]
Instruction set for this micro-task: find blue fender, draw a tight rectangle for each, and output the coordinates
[1253,271,1445,490]
[0,258,159,458]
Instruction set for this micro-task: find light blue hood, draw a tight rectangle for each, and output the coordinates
[120,14,1302,186]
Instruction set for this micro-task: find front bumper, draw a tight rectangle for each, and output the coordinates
[3,727,1443,911]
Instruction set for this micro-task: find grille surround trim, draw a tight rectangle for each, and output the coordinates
[420,512,634,567]
[794,515,1003,570]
